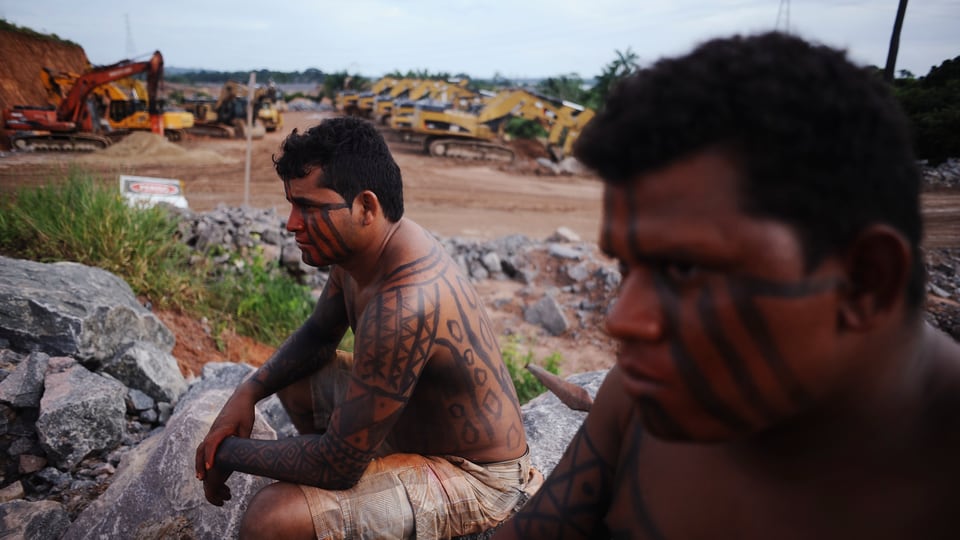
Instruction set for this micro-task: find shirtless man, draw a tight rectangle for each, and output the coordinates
[494,32,960,539]
[195,116,539,539]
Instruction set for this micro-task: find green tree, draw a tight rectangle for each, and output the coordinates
[893,56,960,165]
[587,48,640,109]
[536,73,588,104]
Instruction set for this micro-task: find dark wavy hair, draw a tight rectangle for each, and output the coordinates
[575,32,924,308]
[273,116,404,221]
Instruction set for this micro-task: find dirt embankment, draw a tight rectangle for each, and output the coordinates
[0,27,91,149]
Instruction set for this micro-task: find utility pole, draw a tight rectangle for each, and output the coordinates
[884,0,909,83]
[775,0,791,33]
[125,14,136,58]
[244,72,256,208]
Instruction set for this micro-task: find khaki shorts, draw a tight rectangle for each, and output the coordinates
[298,351,543,539]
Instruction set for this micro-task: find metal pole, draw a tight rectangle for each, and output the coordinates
[243,72,256,207]
[884,0,909,83]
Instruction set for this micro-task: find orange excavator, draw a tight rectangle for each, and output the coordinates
[3,50,165,151]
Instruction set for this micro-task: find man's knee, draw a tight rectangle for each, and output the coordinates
[240,483,315,540]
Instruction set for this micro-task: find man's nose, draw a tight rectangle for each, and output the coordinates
[286,208,302,232]
[605,269,666,342]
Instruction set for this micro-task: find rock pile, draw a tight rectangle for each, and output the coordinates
[0,252,603,539]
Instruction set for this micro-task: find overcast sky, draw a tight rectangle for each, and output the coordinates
[1,1,957,79]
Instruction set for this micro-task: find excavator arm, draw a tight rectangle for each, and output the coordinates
[57,50,164,134]
[5,50,165,151]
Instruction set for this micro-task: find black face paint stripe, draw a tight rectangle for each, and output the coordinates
[736,276,844,298]
[318,207,352,255]
[300,206,343,258]
[655,274,753,432]
[698,283,779,423]
[622,184,750,432]
[729,282,810,406]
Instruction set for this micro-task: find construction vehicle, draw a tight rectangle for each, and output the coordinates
[388,80,446,131]
[355,77,398,119]
[547,103,596,161]
[405,88,586,163]
[335,90,360,116]
[4,51,165,151]
[181,80,273,139]
[41,68,195,141]
[373,78,421,124]
[388,79,486,133]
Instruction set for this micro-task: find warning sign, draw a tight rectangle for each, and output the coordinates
[120,175,189,209]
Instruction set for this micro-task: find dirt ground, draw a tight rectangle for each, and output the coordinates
[1,110,958,379]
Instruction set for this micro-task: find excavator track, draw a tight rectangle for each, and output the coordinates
[427,138,515,163]
[184,123,236,139]
[11,132,112,152]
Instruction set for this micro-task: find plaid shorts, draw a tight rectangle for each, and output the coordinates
[298,352,542,539]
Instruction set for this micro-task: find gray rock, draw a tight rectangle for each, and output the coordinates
[481,251,502,274]
[126,388,156,413]
[101,341,187,403]
[36,364,127,469]
[0,256,174,364]
[0,351,49,408]
[524,295,570,336]
[547,244,583,260]
[546,226,581,243]
[0,499,70,540]
[62,388,276,540]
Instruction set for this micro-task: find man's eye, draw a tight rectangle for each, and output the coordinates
[661,261,702,284]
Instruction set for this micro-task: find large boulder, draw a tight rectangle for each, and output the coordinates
[61,387,277,540]
[0,256,174,365]
[523,370,607,476]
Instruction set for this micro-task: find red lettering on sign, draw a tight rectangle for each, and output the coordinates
[129,182,179,195]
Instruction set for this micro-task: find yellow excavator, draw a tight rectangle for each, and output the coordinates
[547,104,596,161]
[388,79,447,132]
[355,77,399,119]
[181,80,276,138]
[372,78,421,125]
[405,88,588,162]
[40,67,195,141]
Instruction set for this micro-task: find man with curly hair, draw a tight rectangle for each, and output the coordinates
[195,116,541,539]
[494,32,960,539]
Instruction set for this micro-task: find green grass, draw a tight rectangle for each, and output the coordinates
[0,170,313,348]
[501,337,562,404]
[0,171,560,391]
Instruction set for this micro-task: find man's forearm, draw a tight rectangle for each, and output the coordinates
[248,329,339,397]
[214,432,374,490]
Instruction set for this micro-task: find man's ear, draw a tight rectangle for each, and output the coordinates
[837,224,912,330]
[354,190,381,225]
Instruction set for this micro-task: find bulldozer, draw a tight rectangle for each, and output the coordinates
[4,50,165,151]
[403,88,589,163]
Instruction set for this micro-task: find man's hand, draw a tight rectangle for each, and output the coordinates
[202,465,233,506]
[195,388,258,481]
